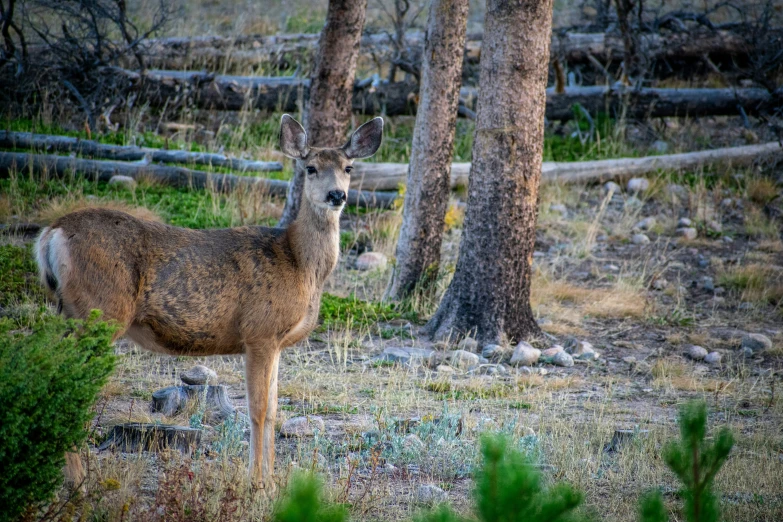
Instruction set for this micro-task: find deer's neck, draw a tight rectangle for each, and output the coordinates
[287,199,341,288]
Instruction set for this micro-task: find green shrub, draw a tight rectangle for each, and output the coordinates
[273,472,348,522]
[0,310,116,522]
[639,401,734,522]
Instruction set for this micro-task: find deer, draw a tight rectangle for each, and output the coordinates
[34,114,384,490]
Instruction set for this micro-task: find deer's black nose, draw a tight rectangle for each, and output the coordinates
[326,190,347,206]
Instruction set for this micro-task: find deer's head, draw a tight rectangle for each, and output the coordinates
[279,115,383,213]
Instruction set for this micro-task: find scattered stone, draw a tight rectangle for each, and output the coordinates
[280,416,325,437]
[180,364,218,385]
[550,203,568,216]
[567,341,600,361]
[604,264,620,272]
[551,351,574,367]
[666,184,688,198]
[481,344,505,359]
[108,175,137,190]
[706,220,722,234]
[355,252,388,271]
[634,217,656,230]
[622,356,637,364]
[632,233,651,245]
[457,337,479,352]
[627,178,650,193]
[722,236,733,244]
[510,342,541,366]
[685,345,708,361]
[517,366,533,376]
[416,484,448,504]
[677,217,693,227]
[474,364,509,376]
[541,345,564,358]
[720,198,734,209]
[374,347,435,367]
[604,181,621,194]
[702,277,715,292]
[652,278,668,290]
[676,227,698,240]
[596,234,609,242]
[448,350,480,369]
[651,140,669,153]
[436,364,455,373]
[704,352,722,365]
[741,333,772,353]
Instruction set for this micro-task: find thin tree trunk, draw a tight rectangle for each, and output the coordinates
[385,0,469,300]
[278,0,368,227]
[426,0,553,344]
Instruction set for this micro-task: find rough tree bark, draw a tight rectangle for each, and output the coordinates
[277,0,368,227]
[426,0,553,344]
[385,0,469,300]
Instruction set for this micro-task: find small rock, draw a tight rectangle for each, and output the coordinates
[541,345,565,358]
[448,350,480,370]
[652,278,668,290]
[551,351,574,367]
[510,341,541,366]
[634,217,656,231]
[108,175,137,190]
[666,184,688,198]
[702,277,715,292]
[604,264,620,272]
[722,236,733,244]
[550,203,568,216]
[720,198,734,209]
[622,356,637,364]
[651,140,669,153]
[517,366,533,375]
[704,352,722,365]
[457,337,479,352]
[355,252,388,271]
[706,220,722,234]
[741,333,772,353]
[632,233,651,245]
[416,484,448,504]
[280,416,325,437]
[604,181,621,194]
[677,217,693,227]
[627,178,650,193]
[481,344,505,359]
[436,364,455,373]
[685,345,708,361]
[180,365,218,385]
[676,227,698,240]
[474,364,509,376]
[568,341,600,361]
[374,347,434,367]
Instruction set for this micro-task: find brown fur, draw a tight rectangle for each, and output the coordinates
[36,115,383,489]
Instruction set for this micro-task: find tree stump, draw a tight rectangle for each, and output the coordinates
[98,423,201,454]
[151,385,245,425]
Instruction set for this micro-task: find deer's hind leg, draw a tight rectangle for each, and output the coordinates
[244,342,281,490]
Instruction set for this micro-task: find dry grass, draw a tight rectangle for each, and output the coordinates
[747,177,779,205]
[34,196,163,225]
[717,261,783,304]
[532,274,648,321]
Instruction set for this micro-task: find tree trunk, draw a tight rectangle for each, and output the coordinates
[426,0,553,344]
[278,0,368,227]
[385,0,469,300]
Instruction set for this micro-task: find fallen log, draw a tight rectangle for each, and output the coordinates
[0,151,399,209]
[0,131,282,173]
[137,29,749,72]
[352,142,783,191]
[119,69,782,120]
[98,423,201,454]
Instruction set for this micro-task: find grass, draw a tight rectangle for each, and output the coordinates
[0,243,46,309]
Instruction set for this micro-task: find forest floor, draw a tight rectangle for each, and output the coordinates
[1,111,782,521]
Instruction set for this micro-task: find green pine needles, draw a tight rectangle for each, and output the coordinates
[0,311,117,522]
[640,401,734,522]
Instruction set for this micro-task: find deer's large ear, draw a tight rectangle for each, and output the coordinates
[343,117,384,159]
[279,114,309,159]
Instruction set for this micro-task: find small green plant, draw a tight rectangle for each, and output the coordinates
[319,293,409,330]
[639,401,734,522]
[273,472,348,522]
[0,310,117,522]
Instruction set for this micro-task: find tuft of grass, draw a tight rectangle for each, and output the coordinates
[746,177,779,205]
[0,244,47,310]
[717,262,783,305]
[319,293,410,330]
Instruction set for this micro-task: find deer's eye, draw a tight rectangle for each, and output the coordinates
[345,166,353,174]
[306,166,317,175]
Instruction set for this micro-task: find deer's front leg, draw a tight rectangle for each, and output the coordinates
[244,344,280,490]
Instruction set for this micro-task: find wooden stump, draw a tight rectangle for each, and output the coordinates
[98,423,201,454]
[151,385,245,425]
